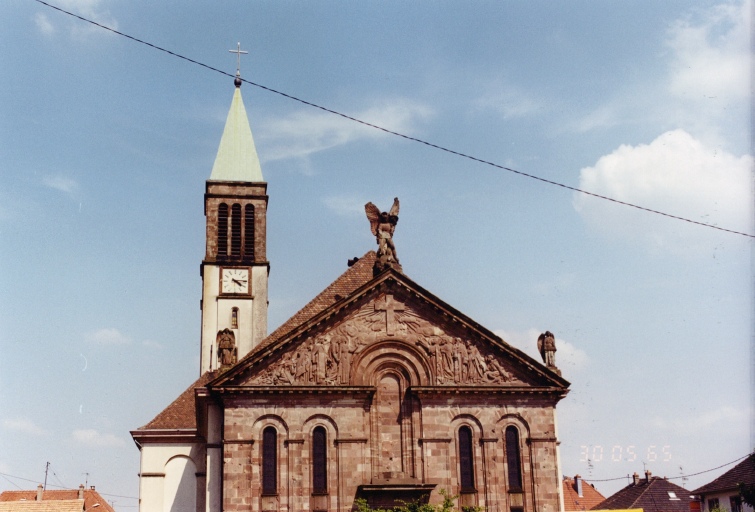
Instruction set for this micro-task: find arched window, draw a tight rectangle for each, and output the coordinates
[459,426,475,492]
[217,203,228,257]
[231,308,238,329]
[244,204,255,260]
[312,426,327,494]
[505,426,522,491]
[262,427,277,495]
[231,204,242,257]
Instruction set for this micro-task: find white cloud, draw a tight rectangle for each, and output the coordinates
[42,175,79,195]
[34,13,55,35]
[667,2,750,103]
[322,195,366,217]
[573,1,750,150]
[87,327,131,345]
[574,129,753,252]
[473,81,543,119]
[259,99,433,162]
[495,328,589,372]
[663,1,751,147]
[574,130,753,252]
[72,428,125,447]
[2,418,49,436]
[35,0,118,37]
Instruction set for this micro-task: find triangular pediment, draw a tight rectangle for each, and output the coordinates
[211,260,569,393]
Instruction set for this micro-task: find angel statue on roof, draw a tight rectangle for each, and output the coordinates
[365,197,401,271]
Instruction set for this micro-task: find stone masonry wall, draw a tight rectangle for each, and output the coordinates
[220,392,561,512]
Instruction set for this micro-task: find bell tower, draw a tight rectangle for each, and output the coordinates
[200,68,268,374]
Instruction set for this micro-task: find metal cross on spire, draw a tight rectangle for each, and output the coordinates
[228,42,248,78]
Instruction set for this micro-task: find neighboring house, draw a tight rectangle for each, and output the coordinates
[563,474,606,511]
[0,484,115,512]
[593,471,692,512]
[131,74,572,512]
[692,454,755,512]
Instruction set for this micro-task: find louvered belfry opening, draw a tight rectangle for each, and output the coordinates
[213,201,259,263]
[244,204,255,260]
[230,203,242,256]
[217,203,229,257]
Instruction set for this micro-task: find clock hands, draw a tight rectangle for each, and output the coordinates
[232,279,247,285]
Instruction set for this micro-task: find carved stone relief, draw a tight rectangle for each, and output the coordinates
[252,293,521,386]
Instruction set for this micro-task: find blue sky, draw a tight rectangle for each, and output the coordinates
[0,0,752,508]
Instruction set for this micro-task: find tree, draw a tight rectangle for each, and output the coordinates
[352,490,483,512]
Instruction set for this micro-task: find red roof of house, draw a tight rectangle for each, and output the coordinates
[563,476,606,511]
[0,487,115,512]
[692,454,755,495]
[593,473,692,512]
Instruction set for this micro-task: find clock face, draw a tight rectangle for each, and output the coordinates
[221,268,250,294]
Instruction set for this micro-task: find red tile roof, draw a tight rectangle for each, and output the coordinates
[563,476,606,511]
[137,370,217,430]
[693,454,755,495]
[593,474,692,512]
[0,488,114,512]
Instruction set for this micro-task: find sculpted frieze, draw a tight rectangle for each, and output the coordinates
[251,294,521,386]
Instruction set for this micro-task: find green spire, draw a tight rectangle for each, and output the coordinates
[209,86,264,182]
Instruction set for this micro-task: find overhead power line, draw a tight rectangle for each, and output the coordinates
[32,0,755,239]
[583,454,751,484]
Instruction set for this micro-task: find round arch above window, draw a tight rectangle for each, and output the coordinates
[350,339,432,386]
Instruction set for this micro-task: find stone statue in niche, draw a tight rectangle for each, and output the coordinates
[537,331,558,371]
[365,198,400,272]
[216,328,237,369]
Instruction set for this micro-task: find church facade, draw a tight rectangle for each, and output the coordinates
[131,78,570,512]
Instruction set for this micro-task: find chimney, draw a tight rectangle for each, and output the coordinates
[575,474,584,497]
[645,470,652,483]
[632,472,640,485]
[36,484,43,501]
[78,484,85,499]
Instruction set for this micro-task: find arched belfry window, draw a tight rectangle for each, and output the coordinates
[217,203,228,257]
[505,426,523,491]
[262,426,277,495]
[231,203,242,257]
[312,426,327,494]
[459,426,475,492]
[231,307,238,329]
[244,204,255,260]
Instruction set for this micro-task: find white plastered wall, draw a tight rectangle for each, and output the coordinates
[138,443,206,512]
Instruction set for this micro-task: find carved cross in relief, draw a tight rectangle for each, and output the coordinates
[375,294,405,336]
